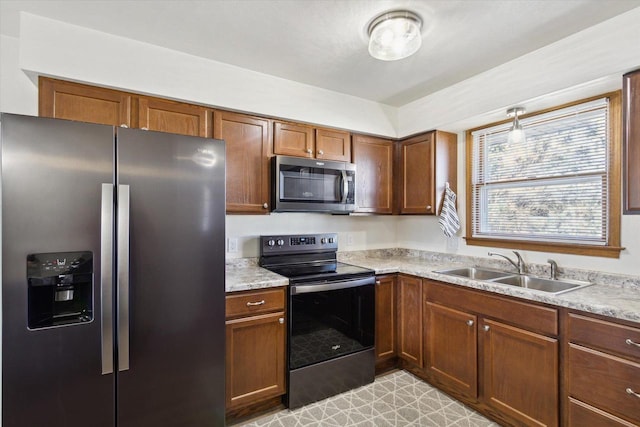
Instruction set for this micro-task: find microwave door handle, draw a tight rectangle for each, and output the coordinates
[341,170,348,203]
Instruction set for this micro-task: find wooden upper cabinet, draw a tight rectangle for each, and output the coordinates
[623,69,640,214]
[352,134,394,214]
[138,97,210,137]
[274,121,351,161]
[315,128,351,161]
[39,77,132,127]
[273,121,314,158]
[214,111,271,214]
[398,130,457,215]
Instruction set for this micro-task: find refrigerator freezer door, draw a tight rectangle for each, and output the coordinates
[115,128,226,426]
[1,114,115,427]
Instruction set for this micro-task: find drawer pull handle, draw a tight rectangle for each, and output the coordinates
[626,388,640,398]
[466,320,474,327]
[626,338,640,348]
[246,300,265,306]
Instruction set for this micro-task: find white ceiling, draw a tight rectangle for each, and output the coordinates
[1,0,639,106]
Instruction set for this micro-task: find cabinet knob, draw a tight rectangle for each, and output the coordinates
[426,205,432,210]
[263,203,268,209]
[278,317,284,324]
[120,124,129,128]
[318,150,324,155]
[626,388,640,398]
[466,320,474,327]
[483,325,490,332]
[375,280,381,285]
[626,338,640,348]
[306,148,313,154]
[141,127,149,131]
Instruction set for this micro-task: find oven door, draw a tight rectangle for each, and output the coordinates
[273,155,356,212]
[288,277,375,370]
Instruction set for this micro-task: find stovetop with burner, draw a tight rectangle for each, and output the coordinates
[258,233,374,284]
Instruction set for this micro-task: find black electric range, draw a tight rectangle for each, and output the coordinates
[259,233,376,409]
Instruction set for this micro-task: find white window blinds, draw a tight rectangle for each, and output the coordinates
[471,97,610,245]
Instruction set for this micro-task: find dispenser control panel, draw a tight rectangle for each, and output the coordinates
[27,251,93,330]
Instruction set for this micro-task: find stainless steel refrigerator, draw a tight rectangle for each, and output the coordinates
[1,113,226,426]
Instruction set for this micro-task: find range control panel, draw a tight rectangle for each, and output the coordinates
[260,233,338,255]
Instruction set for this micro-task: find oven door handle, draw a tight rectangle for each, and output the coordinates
[290,276,375,294]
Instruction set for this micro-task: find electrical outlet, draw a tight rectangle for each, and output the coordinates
[227,237,238,253]
[347,233,355,246]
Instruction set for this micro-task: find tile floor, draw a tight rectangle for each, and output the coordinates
[234,370,498,427]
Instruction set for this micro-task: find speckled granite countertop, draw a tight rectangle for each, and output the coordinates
[226,249,640,324]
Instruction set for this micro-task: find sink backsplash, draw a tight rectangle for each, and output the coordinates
[338,248,640,290]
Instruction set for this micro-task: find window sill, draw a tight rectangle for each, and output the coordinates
[464,237,624,258]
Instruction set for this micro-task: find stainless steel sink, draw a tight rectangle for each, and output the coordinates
[434,267,513,281]
[490,275,592,295]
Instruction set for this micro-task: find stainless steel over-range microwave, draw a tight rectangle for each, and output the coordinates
[272,155,356,213]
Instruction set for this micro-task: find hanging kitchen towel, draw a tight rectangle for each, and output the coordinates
[438,184,461,237]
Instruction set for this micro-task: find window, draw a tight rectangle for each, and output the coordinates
[465,92,622,258]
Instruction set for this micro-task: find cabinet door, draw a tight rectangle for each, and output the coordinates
[624,69,640,214]
[138,97,210,137]
[315,128,351,162]
[397,275,423,367]
[39,77,132,127]
[352,135,394,214]
[214,111,271,214]
[481,319,558,427]
[273,121,314,158]
[226,311,285,409]
[425,302,477,399]
[375,275,396,362]
[399,133,435,214]
[398,131,457,215]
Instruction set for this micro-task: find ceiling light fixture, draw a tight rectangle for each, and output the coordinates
[368,10,422,61]
[506,107,526,144]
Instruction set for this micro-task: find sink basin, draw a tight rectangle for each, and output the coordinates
[435,267,513,281]
[490,275,592,295]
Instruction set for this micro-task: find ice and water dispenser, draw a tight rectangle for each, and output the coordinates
[27,251,93,329]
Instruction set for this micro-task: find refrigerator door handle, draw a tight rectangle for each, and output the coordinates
[101,184,114,375]
[117,184,131,371]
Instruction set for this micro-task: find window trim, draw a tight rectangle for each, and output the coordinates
[465,91,623,258]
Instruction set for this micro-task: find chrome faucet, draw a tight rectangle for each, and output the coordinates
[488,251,525,274]
[548,259,558,280]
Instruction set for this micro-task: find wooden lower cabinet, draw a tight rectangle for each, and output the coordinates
[375,275,396,365]
[397,275,423,367]
[225,288,286,415]
[564,311,640,426]
[423,279,559,426]
[481,319,558,427]
[425,302,477,399]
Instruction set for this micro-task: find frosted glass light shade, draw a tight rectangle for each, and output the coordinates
[368,11,422,61]
[506,107,526,144]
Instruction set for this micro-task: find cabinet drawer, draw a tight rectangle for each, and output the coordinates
[568,398,637,427]
[226,288,285,319]
[568,313,640,362]
[425,280,558,336]
[567,344,640,424]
